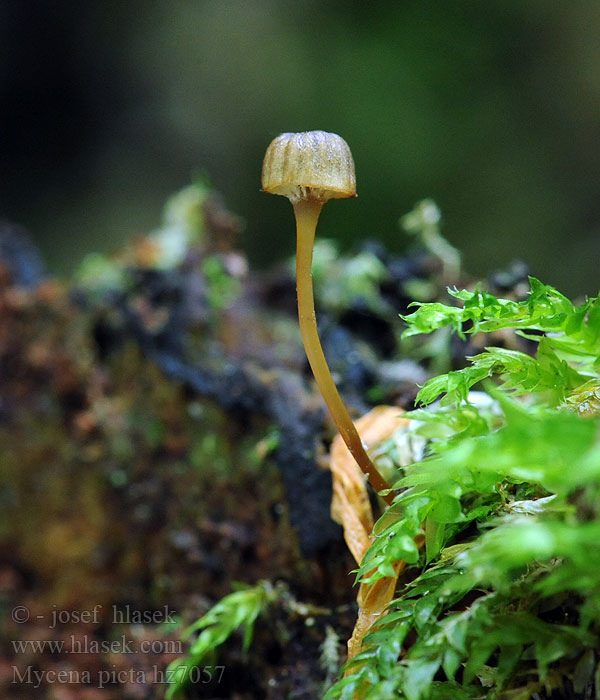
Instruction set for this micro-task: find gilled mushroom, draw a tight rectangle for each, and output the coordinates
[262,131,393,504]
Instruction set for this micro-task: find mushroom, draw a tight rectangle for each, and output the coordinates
[262,131,393,504]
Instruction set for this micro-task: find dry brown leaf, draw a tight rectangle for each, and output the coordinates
[348,560,406,659]
[329,405,411,659]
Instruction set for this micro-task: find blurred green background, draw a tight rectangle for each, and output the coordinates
[2,1,599,296]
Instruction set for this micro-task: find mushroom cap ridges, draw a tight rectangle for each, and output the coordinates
[262,131,356,202]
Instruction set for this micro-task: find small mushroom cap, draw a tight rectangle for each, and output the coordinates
[262,131,357,203]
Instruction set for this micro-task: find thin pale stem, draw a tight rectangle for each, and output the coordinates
[293,199,394,505]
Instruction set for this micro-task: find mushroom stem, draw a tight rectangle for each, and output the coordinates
[293,199,394,505]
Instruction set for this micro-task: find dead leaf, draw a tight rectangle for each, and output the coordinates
[329,406,412,659]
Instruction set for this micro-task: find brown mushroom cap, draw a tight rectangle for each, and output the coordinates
[262,131,357,203]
